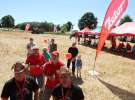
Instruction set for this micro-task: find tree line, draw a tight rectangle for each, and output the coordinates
[0,12,133,34]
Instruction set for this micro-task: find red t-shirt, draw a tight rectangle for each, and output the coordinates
[126,43,131,50]
[26,53,46,76]
[111,39,116,48]
[43,60,64,89]
[118,43,125,49]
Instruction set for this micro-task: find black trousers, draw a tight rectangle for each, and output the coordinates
[67,59,76,74]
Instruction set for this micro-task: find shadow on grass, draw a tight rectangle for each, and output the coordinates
[98,78,135,100]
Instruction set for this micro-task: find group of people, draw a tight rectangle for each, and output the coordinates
[111,37,135,57]
[1,37,84,100]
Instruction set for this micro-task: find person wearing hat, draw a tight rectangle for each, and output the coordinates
[52,67,84,100]
[26,37,36,57]
[41,50,64,100]
[1,61,39,100]
[26,45,46,89]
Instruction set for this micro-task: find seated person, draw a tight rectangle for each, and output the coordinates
[111,38,116,51]
[126,43,132,51]
[117,42,125,53]
[125,42,132,56]
[131,44,135,56]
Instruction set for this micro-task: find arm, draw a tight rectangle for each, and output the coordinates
[52,96,58,100]
[34,89,40,100]
[68,47,71,53]
[1,98,8,100]
[26,44,30,50]
[80,60,82,67]
[1,82,10,100]
[55,44,57,51]
[76,48,79,56]
[25,56,30,65]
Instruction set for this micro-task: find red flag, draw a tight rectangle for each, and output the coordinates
[25,24,30,32]
[96,0,128,59]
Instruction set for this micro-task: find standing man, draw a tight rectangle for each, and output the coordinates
[26,37,36,56]
[49,39,57,53]
[1,61,39,100]
[67,42,79,76]
[42,50,64,100]
[26,46,46,89]
[52,67,84,100]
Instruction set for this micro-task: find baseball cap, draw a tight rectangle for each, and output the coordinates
[32,45,39,50]
[52,50,59,57]
[11,61,25,74]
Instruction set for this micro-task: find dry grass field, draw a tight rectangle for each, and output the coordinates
[0,31,135,100]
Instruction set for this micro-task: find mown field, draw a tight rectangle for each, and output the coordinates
[0,31,135,100]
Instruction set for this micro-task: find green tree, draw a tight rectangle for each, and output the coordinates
[16,21,54,33]
[78,12,97,30]
[39,22,54,32]
[60,24,67,33]
[66,21,73,31]
[119,15,133,42]
[119,15,133,25]
[56,24,61,31]
[1,15,15,28]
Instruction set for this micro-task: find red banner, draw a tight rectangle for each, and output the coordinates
[25,24,30,32]
[96,0,128,59]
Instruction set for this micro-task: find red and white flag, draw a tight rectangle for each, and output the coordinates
[96,0,128,59]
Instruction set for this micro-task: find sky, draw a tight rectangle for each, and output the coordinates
[0,0,135,30]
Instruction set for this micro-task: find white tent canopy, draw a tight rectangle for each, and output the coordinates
[110,22,135,36]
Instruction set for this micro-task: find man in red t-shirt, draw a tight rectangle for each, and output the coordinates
[42,50,64,100]
[26,46,46,88]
